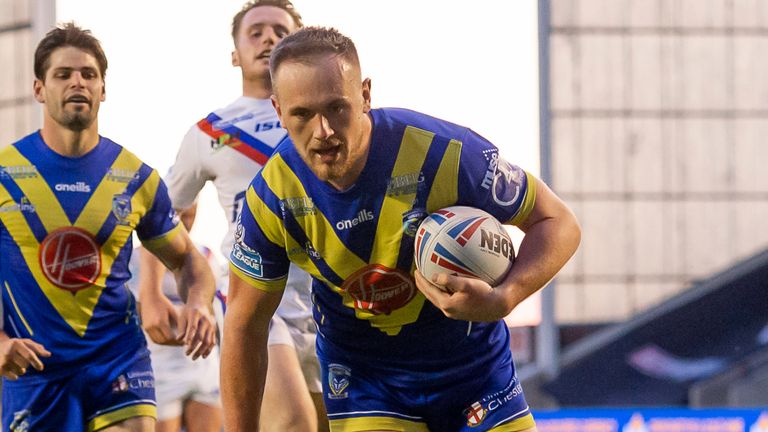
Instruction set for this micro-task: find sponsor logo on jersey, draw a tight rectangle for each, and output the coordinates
[481,149,499,190]
[111,374,129,393]
[106,168,139,183]
[211,113,255,130]
[327,363,351,400]
[112,194,132,225]
[231,222,264,278]
[305,241,321,259]
[465,375,525,427]
[211,133,237,150]
[39,227,101,292]
[0,196,36,213]
[492,159,525,207]
[54,181,91,193]
[401,208,427,237]
[0,165,38,179]
[386,171,424,196]
[464,402,487,427]
[342,264,416,315]
[280,196,316,217]
[335,209,374,230]
[253,120,281,132]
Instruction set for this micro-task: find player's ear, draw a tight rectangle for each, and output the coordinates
[232,49,240,67]
[362,78,371,113]
[33,79,45,103]
[101,82,106,102]
[271,94,282,119]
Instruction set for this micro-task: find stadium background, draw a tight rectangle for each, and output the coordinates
[2,1,767,430]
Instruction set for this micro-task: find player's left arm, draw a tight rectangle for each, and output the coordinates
[143,227,217,359]
[417,176,581,322]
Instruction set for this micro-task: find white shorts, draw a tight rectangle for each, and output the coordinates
[147,341,222,421]
[268,315,321,393]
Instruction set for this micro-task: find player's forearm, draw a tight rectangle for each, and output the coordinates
[174,248,215,306]
[138,247,168,301]
[499,210,581,313]
[221,311,269,430]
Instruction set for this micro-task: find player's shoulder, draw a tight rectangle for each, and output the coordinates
[372,107,469,141]
[194,97,275,129]
[1,131,39,160]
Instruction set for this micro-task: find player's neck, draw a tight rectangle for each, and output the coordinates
[242,77,272,99]
[40,117,100,157]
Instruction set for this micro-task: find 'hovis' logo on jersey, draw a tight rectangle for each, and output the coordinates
[39,227,101,292]
[54,182,91,193]
[335,210,374,230]
[342,264,416,315]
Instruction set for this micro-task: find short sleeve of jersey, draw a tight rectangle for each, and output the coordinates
[457,128,537,225]
[229,184,290,292]
[136,177,181,245]
[165,124,210,210]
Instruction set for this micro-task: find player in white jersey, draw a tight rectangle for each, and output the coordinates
[139,1,326,431]
[130,207,223,432]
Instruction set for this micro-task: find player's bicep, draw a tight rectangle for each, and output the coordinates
[227,270,283,331]
[457,137,536,224]
[165,127,210,210]
[229,190,290,291]
[514,177,572,233]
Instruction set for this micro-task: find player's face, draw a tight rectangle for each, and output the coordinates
[33,46,105,132]
[272,54,372,189]
[232,6,296,80]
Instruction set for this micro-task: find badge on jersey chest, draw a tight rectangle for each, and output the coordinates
[341,264,416,315]
[39,227,101,292]
[112,194,132,225]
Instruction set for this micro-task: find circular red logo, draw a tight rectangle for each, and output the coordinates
[39,227,101,292]
[342,264,416,315]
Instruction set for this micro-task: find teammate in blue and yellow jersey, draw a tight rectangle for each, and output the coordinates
[221,27,582,432]
[0,23,217,432]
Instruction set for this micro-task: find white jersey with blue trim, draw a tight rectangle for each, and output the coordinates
[165,96,311,320]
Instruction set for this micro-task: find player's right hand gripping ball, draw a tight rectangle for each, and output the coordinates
[414,206,515,286]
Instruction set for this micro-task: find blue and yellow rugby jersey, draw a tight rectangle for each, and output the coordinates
[0,131,181,379]
[231,108,536,380]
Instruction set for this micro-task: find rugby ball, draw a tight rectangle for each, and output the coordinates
[414,206,514,286]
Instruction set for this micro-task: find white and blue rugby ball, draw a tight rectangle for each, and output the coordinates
[414,206,515,286]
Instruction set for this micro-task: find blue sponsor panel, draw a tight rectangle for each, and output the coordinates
[533,408,768,432]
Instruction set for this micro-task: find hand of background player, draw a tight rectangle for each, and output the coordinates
[0,338,51,380]
[177,300,217,360]
[414,269,509,322]
[140,293,184,346]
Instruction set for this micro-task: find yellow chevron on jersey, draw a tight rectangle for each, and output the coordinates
[259,154,367,283]
[0,145,172,337]
[233,107,538,342]
[425,138,461,212]
[2,147,69,230]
